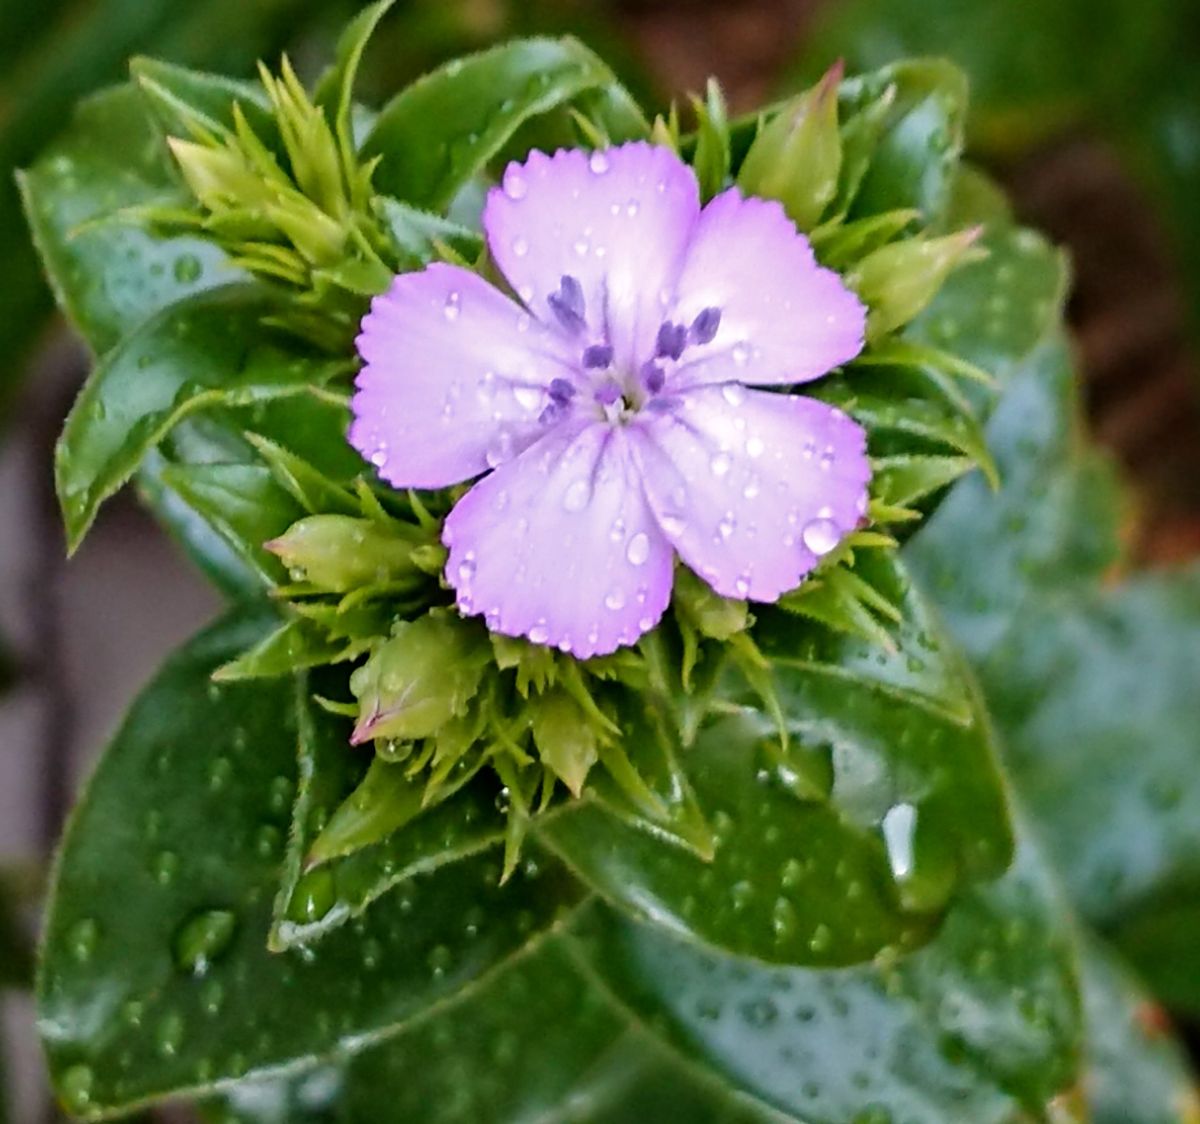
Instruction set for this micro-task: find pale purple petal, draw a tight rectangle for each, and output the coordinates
[443,420,674,658]
[630,386,870,602]
[350,263,577,489]
[483,143,700,371]
[668,189,866,390]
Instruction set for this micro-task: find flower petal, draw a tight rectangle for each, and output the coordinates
[484,142,700,370]
[443,420,674,658]
[350,263,576,489]
[669,189,866,389]
[631,386,870,602]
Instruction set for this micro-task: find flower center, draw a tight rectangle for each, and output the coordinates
[545,273,721,425]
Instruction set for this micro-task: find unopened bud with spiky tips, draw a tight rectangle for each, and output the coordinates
[349,612,489,745]
[265,514,429,593]
[738,61,844,231]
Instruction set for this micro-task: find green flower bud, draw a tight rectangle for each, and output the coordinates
[350,612,488,745]
[673,566,749,641]
[848,227,985,341]
[166,138,272,212]
[737,62,843,231]
[265,515,426,592]
[529,690,599,797]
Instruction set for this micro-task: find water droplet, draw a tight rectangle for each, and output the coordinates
[605,589,626,611]
[513,385,543,412]
[201,979,225,1016]
[153,850,180,885]
[882,803,917,880]
[457,555,476,584]
[731,343,750,366]
[626,199,640,217]
[502,168,527,200]
[485,430,515,468]
[573,237,589,256]
[173,254,202,284]
[710,452,731,476]
[626,533,650,565]
[60,1064,94,1111]
[67,919,99,963]
[443,292,461,321]
[589,151,610,174]
[208,755,233,792]
[428,944,453,977]
[528,623,550,644]
[369,449,387,468]
[511,236,529,257]
[745,435,765,458]
[172,909,237,976]
[734,576,751,597]
[809,924,832,953]
[290,868,335,923]
[802,517,841,556]
[659,513,686,538]
[563,479,591,512]
[156,1012,185,1058]
[717,514,736,540]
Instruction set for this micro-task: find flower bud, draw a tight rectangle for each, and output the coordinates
[166,138,269,212]
[350,612,488,744]
[737,62,843,231]
[529,690,599,796]
[848,227,984,341]
[265,515,425,592]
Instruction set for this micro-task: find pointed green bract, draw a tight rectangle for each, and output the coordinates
[37,611,581,1117]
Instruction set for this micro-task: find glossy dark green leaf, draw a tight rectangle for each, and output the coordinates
[18,84,236,357]
[362,37,646,211]
[54,284,347,552]
[574,835,1082,1123]
[538,553,1013,967]
[37,610,581,1117]
[270,691,503,951]
[157,463,304,589]
[981,570,1200,974]
[339,933,771,1123]
[1078,935,1200,1124]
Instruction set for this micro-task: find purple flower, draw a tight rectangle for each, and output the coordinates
[351,142,869,658]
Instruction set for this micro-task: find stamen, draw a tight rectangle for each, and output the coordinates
[548,274,587,334]
[582,343,614,369]
[689,306,721,345]
[594,379,623,407]
[548,377,576,403]
[655,321,687,360]
[641,360,666,394]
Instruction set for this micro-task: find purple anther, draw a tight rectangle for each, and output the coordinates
[548,274,587,334]
[641,360,666,394]
[689,306,721,345]
[594,379,623,407]
[655,321,687,360]
[582,343,614,369]
[548,377,577,403]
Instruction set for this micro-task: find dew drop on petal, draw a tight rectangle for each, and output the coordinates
[513,385,543,412]
[731,343,750,366]
[605,589,626,610]
[485,430,515,468]
[443,291,461,321]
[734,575,751,597]
[457,555,477,584]
[563,479,591,512]
[528,623,550,644]
[503,168,528,200]
[801,517,841,556]
[710,452,732,477]
[626,199,640,217]
[511,236,529,258]
[589,151,610,174]
[718,514,736,540]
[659,513,686,538]
[369,449,387,468]
[721,383,746,407]
[626,533,650,565]
[745,436,765,458]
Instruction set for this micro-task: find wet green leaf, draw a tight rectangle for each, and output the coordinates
[18,84,236,357]
[363,37,646,211]
[575,835,1081,1122]
[538,554,1013,967]
[1078,935,1200,1124]
[37,610,580,1117]
[54,284,347,552]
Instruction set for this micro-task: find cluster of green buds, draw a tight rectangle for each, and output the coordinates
[133,52,396,346]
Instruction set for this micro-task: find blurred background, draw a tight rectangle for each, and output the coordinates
[2,0,1199,1119]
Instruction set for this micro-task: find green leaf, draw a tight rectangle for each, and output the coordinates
[157,463,305,589]
[981,570,1200,989]
[1078,935,1200,1124]
[573,835,1082,1122]
[37,610,580,1117]
[362,37,647,211]
[312,0,394,152]
[538,554,1013,967]
[376,197,484,269]
[270,690,504,951]
[337,932,771,1123]
[54,284,347,552]
[842,59,968,223]
[18,84,236,356]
